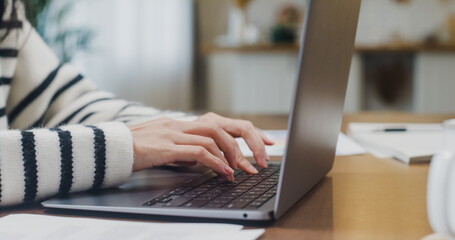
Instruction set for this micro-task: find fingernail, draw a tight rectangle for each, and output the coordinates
[262,157,268,168]
[224,165,234,175]
[226,174,234,182]
[248,165,258,174]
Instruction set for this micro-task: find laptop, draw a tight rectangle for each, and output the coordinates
[42,0,361,221]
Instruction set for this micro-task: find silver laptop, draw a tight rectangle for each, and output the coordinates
[42,0,361,221]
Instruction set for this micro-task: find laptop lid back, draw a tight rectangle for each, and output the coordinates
[274,0,361,219]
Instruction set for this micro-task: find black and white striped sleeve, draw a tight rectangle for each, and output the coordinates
[7,19,194,130]
[6,22,163,129]
[0,7,194,207]
[0,122,133,206]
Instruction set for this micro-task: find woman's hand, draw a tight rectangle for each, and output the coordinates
[129,112,274,181]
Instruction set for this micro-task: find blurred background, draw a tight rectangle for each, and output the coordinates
[30,0,455,115]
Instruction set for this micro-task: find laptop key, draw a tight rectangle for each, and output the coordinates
[252,197,268,205]
[263,193,275,198]
[243,193,261,199]
[212,197,232,204]
[212,186,231,191]
[143,199,159,206]
[245,201,263,209]
[162,196,193,207]
[246,197,270,209]
[157,197,173,203]
[160,192,173,199]
[231,188,248,194]
[186,189,207,195]
[256,197,270,203]
[182,193,198,198]
[235,185,252,190]
[248,190,266,195]
[172,187,192,195]
[197,195,217,201]
[225,200,250,209]
[207,189,224,195]
[203,202,227,209]
[232,198,253,204]
[200,191,220,197]
[255,187,271,192]
[218,194,235,199]
[199,183,217,189]
[182,199,209,208]
[221,192,241,198]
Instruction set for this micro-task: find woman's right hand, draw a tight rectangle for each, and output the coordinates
[129,113,274,181]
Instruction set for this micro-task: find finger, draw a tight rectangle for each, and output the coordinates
[196,114,268,168]
[172,145,234,181]
[219,130,253,172]
[256,129,275,146]
[221,119,269,168]
[238,158,258,174]
[210,129,258,174]
[173,133,229,166]
[181,122,240,170]
[214,129,258,174]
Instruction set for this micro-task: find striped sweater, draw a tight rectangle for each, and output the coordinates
[0,1,189,207]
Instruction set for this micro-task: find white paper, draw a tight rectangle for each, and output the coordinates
[348,122,443,162]
[335,132,367,156]
[0,214,264,240]
[237,130,366,157]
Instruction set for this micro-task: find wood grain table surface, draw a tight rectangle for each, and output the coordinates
[1,112,454,240]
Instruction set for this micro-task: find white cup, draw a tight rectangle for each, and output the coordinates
[427,119,455,238]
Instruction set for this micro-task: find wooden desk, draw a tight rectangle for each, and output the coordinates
[1,112,454,240]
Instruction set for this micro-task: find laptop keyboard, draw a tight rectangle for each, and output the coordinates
[143,163,280,209]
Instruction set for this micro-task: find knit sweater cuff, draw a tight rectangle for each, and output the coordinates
[56,122,134,191]
[87,122,134,188]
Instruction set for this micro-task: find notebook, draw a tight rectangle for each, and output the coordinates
[347,123,443,163]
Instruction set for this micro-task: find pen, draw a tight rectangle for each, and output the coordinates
[374,127,440,132]
[382,128,407,132]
